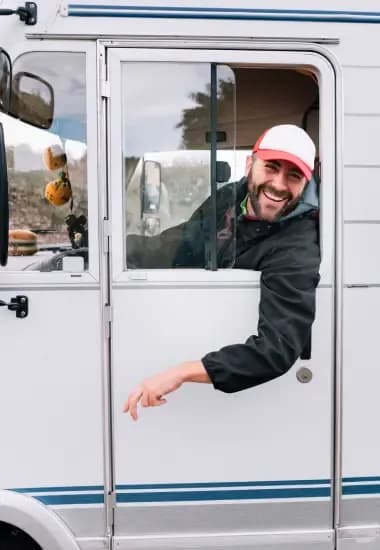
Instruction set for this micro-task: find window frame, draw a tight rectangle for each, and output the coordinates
[108,47,335,286]
[0,41,100,286]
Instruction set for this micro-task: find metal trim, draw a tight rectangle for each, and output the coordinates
[99,37,340,52]
[25,34,340,45]
[96,41,115,547]
[114,529,334,549]
[331,47,344,538]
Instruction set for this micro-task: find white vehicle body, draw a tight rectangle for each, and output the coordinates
[0,1,378,549]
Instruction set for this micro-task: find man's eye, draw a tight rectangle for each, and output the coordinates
[289,172,303,181]
[265,163,278,171]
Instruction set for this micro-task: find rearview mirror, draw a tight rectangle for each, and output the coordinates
[141,160,161,213]
[0,48,12,113]
[11,71,54,130]
[0,122,9,266]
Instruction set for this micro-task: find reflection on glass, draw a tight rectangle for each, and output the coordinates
[0,49,11,113]
[0,52,88,272]
[11,72,54,129]
[124,62,237,270]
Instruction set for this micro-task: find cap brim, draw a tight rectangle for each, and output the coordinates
[255,149,313,180]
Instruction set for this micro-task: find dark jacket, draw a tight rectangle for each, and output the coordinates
[127,178,320,393]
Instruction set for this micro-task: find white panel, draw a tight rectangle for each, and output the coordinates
[343,68,380,115]
[343,288,380,476]
[113,287,332,483]
[344,116,380,166]
[344,167,380,221]
[0,289,104,487]
[339,25,380,66]
[344,224,380,285]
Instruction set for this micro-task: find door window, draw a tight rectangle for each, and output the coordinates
[0,51,88,272]
[122,63,320,271]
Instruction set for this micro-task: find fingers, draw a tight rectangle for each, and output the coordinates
[150,395,167,407]
[122,387,168,420]
[141,391,150,408]
[123,387,143,421]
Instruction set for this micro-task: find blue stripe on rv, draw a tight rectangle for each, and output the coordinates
[12,485,104,493]
[116,479,330,490]
[67,5,380,23]
[8,477,380,505]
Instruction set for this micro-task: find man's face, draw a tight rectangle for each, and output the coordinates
[246,156,308,222]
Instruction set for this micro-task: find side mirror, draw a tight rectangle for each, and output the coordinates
[0,48,12,113]
[0,123,9,266]
[141,160,162,236]
[11,71,54,130]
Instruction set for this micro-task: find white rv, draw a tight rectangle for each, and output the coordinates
[0,1,379,549]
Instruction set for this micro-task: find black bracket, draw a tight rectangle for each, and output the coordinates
[0,2,37,26]
[300,331,312,360]
[0,295,29,318]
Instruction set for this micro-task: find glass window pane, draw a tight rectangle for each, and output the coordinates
[124,62,237,270]
[1,52,88,272]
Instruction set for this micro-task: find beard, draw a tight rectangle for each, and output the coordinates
[248,180,302,221]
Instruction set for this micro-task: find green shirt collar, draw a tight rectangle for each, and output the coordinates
[240,194,249,215]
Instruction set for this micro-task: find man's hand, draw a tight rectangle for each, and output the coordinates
[123,360,210,420]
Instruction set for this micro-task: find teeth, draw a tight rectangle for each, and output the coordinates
[263,190,286,203]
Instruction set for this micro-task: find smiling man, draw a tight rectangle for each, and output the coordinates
[124,124,320,420]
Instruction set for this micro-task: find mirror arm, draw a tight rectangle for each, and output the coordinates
[0,2,37,26]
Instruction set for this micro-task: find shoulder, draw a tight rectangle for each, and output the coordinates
[276,213,319,249]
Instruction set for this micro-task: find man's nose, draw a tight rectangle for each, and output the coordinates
[272,170,288,189]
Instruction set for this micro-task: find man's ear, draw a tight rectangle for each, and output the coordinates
[245,155,253,177]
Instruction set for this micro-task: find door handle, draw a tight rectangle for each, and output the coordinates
[0,295,28,318]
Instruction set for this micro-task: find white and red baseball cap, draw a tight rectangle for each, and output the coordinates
[252,124,316,181]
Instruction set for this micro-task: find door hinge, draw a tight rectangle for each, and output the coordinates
[101,79,110,99]
[104,304,113,339]
[106,490,116,510]
[103,218,111,254]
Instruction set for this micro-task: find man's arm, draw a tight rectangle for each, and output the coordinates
[202,217,320,392]
[123,217,320,418]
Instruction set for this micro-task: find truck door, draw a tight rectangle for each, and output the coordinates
[107,47,336,550]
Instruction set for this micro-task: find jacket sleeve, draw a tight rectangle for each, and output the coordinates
[201,220,321,393]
